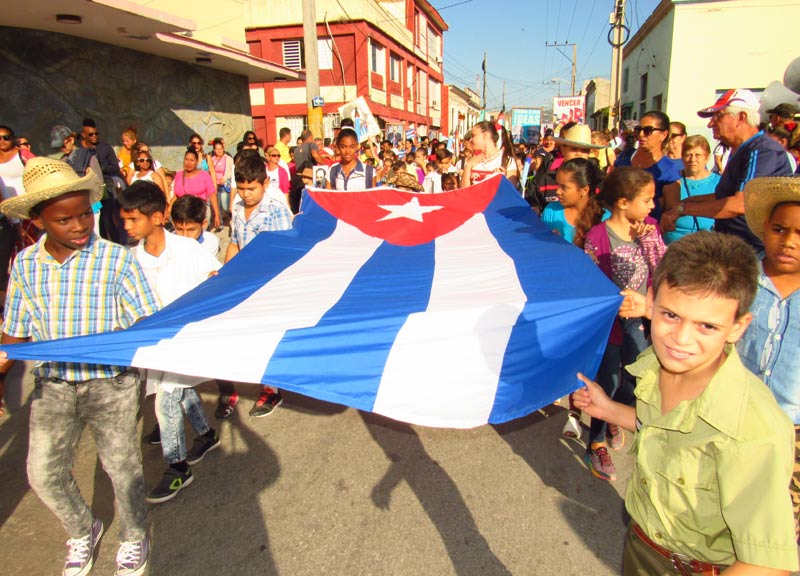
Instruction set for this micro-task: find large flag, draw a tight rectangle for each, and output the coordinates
[1,176,622,428]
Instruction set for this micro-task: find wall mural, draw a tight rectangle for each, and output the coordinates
[0,26,253,170]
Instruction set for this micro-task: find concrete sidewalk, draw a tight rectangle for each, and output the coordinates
[0,364,633,575]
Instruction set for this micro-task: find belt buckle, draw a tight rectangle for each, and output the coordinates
[671,553,694,575]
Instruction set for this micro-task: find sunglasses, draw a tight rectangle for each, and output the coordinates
[0,134,11,141]
[269,154,280,158]
[17,141,30,147]
[136,158,152,163]
[86,131,98,137]
[634,126,666,136]
[670,132,685,139]
[190,140,201,145]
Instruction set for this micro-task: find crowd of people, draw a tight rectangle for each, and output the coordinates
[0,85,799,576]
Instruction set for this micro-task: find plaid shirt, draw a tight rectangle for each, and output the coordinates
[231,196,293,249]
[4,234,160,382]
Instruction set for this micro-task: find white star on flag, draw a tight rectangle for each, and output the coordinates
[377,196,444,222]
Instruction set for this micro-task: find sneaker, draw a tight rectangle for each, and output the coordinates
[249,389,283,418]
[115,536,149,576]
[606,423,625,451]
[143,425,160,446]
[562,412,582,439]
[63,518,104,576]
[215,392,239,419]
[146,466,193,503]
[585,445,617,481]
[186,431,220,465]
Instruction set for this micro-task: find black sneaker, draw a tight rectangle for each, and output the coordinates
[146,467,193,503]
[249,389,283,418]
[214,392,239,419]
[186,430,220,465]
[143,425,160,445]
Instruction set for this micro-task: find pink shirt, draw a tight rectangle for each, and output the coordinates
[174,170,214,201]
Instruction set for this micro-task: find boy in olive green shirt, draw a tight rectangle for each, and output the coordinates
[575,231,797,575]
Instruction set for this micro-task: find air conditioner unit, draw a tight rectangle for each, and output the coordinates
[431,100,439,110]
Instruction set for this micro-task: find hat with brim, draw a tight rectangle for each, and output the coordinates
[698,88,760,118]
[0,157,103,219]
[743,176,800,239]
[387,170,424,192]
[766,103,798,118]
[552,124,604,150]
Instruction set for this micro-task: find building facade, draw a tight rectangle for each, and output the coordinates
[246,0,447,146]
[621,0,800,137]
[444,85,482,138]
[584,78,611,132]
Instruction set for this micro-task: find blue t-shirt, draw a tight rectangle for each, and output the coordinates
[714,131,793,251]
[541,203,575,243]
[662,172,719,244]
[615,153,680,220]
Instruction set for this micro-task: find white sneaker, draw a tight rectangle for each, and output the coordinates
[562,412,582,439]
[116,536,149,576]
[63,518,104,576]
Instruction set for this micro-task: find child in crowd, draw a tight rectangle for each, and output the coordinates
[422,148,458,193]
[327,129,375,190]
[541,158,604,246]
[577,167,666,481]
[0,158,159,576]
[170,194,220,257]
[574,231,798,575]
[441,173,458,192]
[740,176,800,539]
[119,181,221,504]
[222,153,293,418]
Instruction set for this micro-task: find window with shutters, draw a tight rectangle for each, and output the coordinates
[282,40,304,70]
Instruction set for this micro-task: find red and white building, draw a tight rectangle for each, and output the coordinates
[246,0,448,146]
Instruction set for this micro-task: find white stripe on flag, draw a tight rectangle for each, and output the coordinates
[372,214,526,427]
[131,221,383,383]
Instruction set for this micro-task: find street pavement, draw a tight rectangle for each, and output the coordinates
[0,360,633,576]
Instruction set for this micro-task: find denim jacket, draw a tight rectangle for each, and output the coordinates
[737,264,800,425]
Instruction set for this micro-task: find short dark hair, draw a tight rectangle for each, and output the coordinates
[235,152,267,183]
[82,118,96,129]
[652,231,758,318]
[118,180,166,217]
[184,147,199,161]
[335,128,359,146]
[340,118,355,128]
[599,166,653,209]
[171,195,207,224]
[441,173,457,187]
[435,148,452,161]
[279,127,291,138]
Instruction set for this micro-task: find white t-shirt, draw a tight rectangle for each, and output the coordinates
[134,231,221,307]
[198,230,220,257]
[266,167,290,207]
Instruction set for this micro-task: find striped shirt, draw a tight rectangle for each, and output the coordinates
[231,195,293,249]
[4,234,160,381]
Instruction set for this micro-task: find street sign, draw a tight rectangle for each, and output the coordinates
[312,96,325,107]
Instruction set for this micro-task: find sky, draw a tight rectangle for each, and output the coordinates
[432,0,663,110]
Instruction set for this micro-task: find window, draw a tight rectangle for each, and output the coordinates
[371,41,385,75]
[427,27,437,61]
[639,73,648,100]
[318,39,333,71]
[622,67,629,93]
[282,40,304,70]
[418,14,427,50]
[651,94,662,111]
[390,54,401,82]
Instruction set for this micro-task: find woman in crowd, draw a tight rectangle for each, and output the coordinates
[661,135,718,244]
[461,121,519,188]
[590,131,616,174]
[613,111,680,220]
[265,146,290,205]
[170,147,220,229]
[119,127,138,181]
[128,149,168,198]
[188,133,210,172]
[209,138,234,216]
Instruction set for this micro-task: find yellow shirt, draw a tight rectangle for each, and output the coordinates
[625,346,798,571]
[275,141,291,164]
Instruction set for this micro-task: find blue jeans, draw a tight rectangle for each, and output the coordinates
[155,382,211,464]
[27,371,146,540]
[217,184,231,213]
[588,317,649,446]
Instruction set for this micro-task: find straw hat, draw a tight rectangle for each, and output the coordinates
[552,124,604,149]
[743,176,800,239]
[386,170,424,192]
[0,157,103,219]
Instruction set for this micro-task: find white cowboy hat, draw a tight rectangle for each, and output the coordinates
[0,157,103,220]
[743,176,800,239]
[552,124,604,150]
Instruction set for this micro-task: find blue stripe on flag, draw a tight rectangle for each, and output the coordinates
[261,240,435,412]
[481,179,623,423]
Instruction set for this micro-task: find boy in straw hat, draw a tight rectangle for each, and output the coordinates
[740,175,800,540]
[0,158,159,576]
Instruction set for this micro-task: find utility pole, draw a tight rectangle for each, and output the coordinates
[545,42,577,95]
[481,51,487,112]
[608,0,629,131]
[302,0,323,138]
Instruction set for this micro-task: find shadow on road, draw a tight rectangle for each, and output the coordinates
[363,412,512,576]
[0,364,32,529]
[494,406,626,573]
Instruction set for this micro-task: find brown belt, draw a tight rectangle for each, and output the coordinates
[631,523,726,576]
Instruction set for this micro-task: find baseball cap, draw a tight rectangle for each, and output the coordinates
[49,125,74,148]
[697,89,760,118]
[766,103,798,118]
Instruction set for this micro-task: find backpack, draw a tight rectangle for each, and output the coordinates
[329,163,374,190]
[66,145,96,177]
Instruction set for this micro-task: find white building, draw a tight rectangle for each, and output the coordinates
[621,0,800,137]
[445,85,481,137]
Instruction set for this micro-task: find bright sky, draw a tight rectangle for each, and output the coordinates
[433,0,662,110]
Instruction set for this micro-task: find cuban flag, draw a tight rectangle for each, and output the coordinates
[1,176,621,428]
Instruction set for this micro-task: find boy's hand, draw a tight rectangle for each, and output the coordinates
[619,289,648,319]
[573,373,613,420]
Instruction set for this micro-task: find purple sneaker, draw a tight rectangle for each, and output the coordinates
[63,518,104,576]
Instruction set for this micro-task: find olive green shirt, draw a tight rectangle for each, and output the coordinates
[625,345,798,571]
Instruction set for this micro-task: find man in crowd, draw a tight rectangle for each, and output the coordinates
[293,130,323,169]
